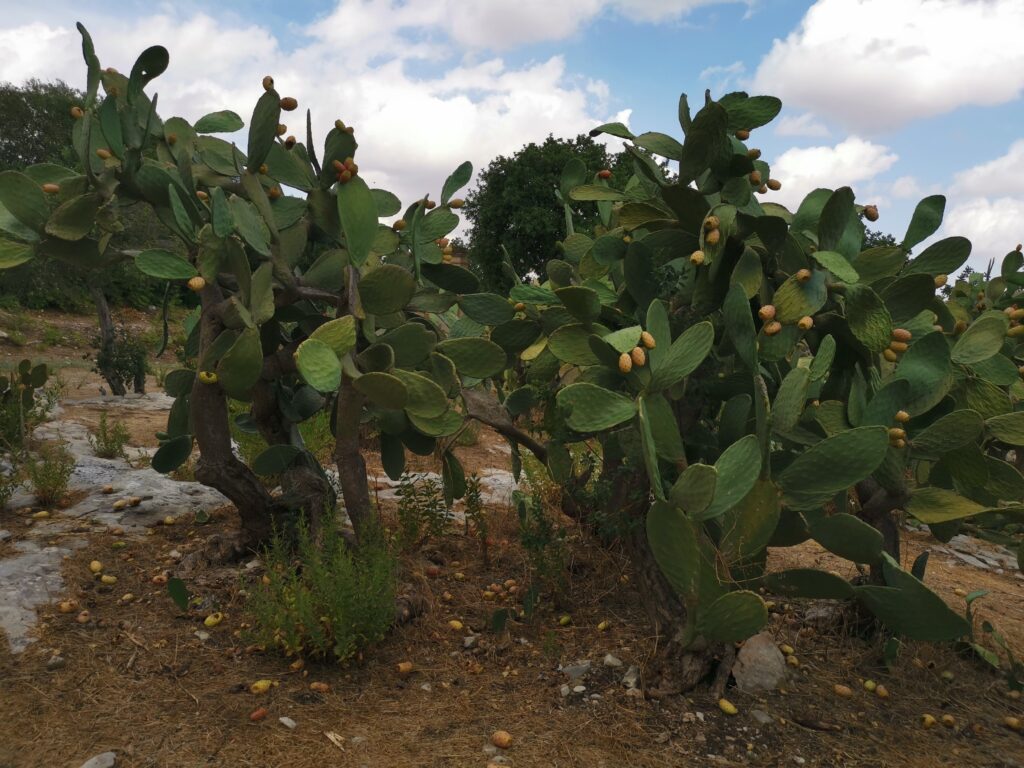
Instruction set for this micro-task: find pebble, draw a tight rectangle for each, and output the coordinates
[350,736,367,745]
[572,685,587,694]
[560,684,571,697]
[420,683,432,692]
[560,660,591,681]
[622,665,640,688]
[194,631,210,642]
[279,717,296,730]
[750,709,773,725]
[603,653,623,668]
[793,758,806,765]
[463,635,478,649]
[46,655,66,671]
[78,753,116,768]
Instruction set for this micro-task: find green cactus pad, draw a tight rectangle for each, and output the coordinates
[408,407,464,437]
[719,478,781,563]
[381,323,436,367]
[911,410,984,457]
[352,371,408,409]
[357,264,415,314]
[337,176,379,268]
[907,486,987,524]
[695,434,762,521]
[809,513,883,564]
[44,194,99,241]
[772,367,810,434]
[778,426,889,510]
[215,327,262,399]
[903,236,971,276]
[548,323,602,366]
[435,337,507,379]
[646,500,700,603]
[229,196,270,256]
[773,270,827,324]
[951,311,1009,365]
[986,412,1024,445]
[850,245,905,283]
[556,286,602,323]
[556,383,637,432]
[670,463,717,517]
[0,238,33,269]
[309,316,357,358]
[723,284,758,370]
[0,170,48,233]
[644,393,685,462]
[194,110,243,134]
[134,249,197,280]
[421,262,480,294]
[490,319,542,353]
[392,369,447,417]
[163,369,195,398]
[763,568,854,599]
[295,337,342,393]
[860,379,909,427]
[893,332,953,415]
[251,444,302,475]
[380,433,405,480]
[151,434,193,474]
[844,284,893,353]
[854,554,968,641]
[637,395,664,499]
[810,250,859,283]
[808,335,836,382]
[649,321,714,392]
[458,294,515,325]
[697,590,768,644]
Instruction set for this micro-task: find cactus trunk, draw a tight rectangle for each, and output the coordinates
[90,283,127,397]
[334,376,374,543]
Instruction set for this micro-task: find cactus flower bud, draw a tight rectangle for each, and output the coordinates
[70,106,84,119]
[797,315,814,331]
[630,346,646,367]
[276,124,287,136]
[392,219,407,231]
[767,178,782,191]
[450,198,465,208]
[795,268,812,283]
[934,274,948,288]
[597,169,612,179]
[280,97,298,111]
[894,410,910,423]
[703,215,720,232]
[891,328,912,342]
[96,148,112,160]
[187,276,206,292]
[262,75,274,91]
[883,348,898,362]
[863,204,879,222]
[758,305,776,322]
[640,331,656,349]
[41,183,60,194]
[735,129,750,140]
[618,352,633,374]
[690,250,705,266]
[763,320,782,336]
[705,229,721,246]
[747,148,761,160]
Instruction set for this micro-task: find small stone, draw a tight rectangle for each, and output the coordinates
[463,635,478,649]
[350,736,368,745]
[78,753,116,768]
[603,653,623,668]
[622,665,640,689]
[573,685,586,694]
[46,655,66,671]
[561,660,591,681]
[194,630,210,642]
[654,732,670,744]
[0,530,10,542]
[279,716,296,729]
[793,758,806,766]
[732,632,788,693]
[625,687,644,699]
[750,709,773,725]
[420,683,432,692]
[560,684,571,697]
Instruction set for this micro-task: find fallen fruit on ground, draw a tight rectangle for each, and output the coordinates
[204,612,223,628]
[250,707,268,722]
[250,679,272,694]
[491,730,513,748]
[310,682,330,693]
[718,699,738,716]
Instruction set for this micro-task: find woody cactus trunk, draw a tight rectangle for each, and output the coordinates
[496,91,1024,690]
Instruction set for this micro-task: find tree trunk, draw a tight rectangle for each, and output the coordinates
[334,376,374,542]
[855,478,907,582]
[91,284,126,396]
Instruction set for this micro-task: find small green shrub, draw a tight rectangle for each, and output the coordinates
[246,521,396,661]
[88,412,130,459]
[27,444,75,506]
[394,474,448,549]
[463,473,489,567]
[0,359,53,450]
[93,327,148,394]
[0,464,18,511]
[515,490,567,606]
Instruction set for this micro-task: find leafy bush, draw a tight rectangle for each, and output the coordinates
[0,359,52,450]
[515,490,567,604]
[88,412,130,459]
[394,474,448,549]
[246,521,395,661]
[0,463,18,511]
[463,472,489,566]
[93,327,147,395]
[26,443,75,506]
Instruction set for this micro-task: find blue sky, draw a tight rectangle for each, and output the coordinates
[1,0,1022,268]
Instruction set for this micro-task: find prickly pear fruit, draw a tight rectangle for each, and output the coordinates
[764,321,782,336]
[767,179,781,191]
[718,698,738,715]
[450,198,465,208]
[704,215,720,231]
[630,347,646,367]
[70,106,84,119]
[705,229,721,246]
[188,276,206,292]
[96,148,112,160]
[747,148,761,160]
[262,75,274,91]
[934,274,948,288]
[891,328,912,342]
[797,315,814,331]
[640,331,656,349]
[758,305,777,322]
[618,353,633,374]
[735,129,751,140]
[796,269,812,283]
[690,250,705,266]
[42,183,60,194]
[198,371,218,385]
[392,219,407,231]
[284,135,296,149]
[276,124,287,136]
[597,169,612,179]
[196,190,209,200]
[921,714,936,729]
[514,302,526,312]
[889,341,908,353]
[863,204,879,222]
[749,170,762,185]
[894,410,910,423]
[280,97,298,111]
[883,349,898,362]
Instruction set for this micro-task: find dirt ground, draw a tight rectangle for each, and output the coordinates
[1,310,1023,768]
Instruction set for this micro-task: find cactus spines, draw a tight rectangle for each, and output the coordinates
[96,148,112,160]
[188,276,206,292]
[863,204,879,222]
[597,169,612,179]
[764,320,782,336]
[450,198,465,208]
[892,328,912,342]
[795,268,812,283]
[392,219,407,231]
[735,129,750,140]
[704,215,720,232]
[747,148,761,160]
[797,315,814,331]
[618,352,633,373]
[640,331,656,349]
[70,105,84,119]
[705,229,721,246]
[934,274,948,288]
[749,170,762,185]
[690,250,705,266]
[198,370,218,384]
[767,178,781,191]
[262,75,274,91]
[758,305,776,322]
[280,96,298,111]
[630,346,647,367]
[41,183,60,194]
[894,410,910,423]
[883,348,898,362]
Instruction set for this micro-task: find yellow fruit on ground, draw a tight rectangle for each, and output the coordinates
[204,612,223,628]
[834,684,853,697]
[100,574,117,585]
[151,573,168,585]
[32,510,49,519]
[397,661,414,675]
[786,655,799,667]
[250,679,273,694]
[597,620,610,632]
[718,698,738,715]
[58,600,77,614]
[310,681,330,693]
[558,615,572,626]
[640,331,656,349]
[690,250,705,266]
[864,679,877,692]
[875,685,890,698]
[779,643,794,655]
[250,707,268,722]
[941,714,956,728]
[76,610,91,624]
[188,276,206,292]
[491,730,513,749]
[163,516,175,526]
[89,560,103,574]
[112,498,128,510]
[797,315,814,331]
[448,620,464,631]
[618,352,633,374]
[630,347,646,367]
[763,321,782,336]
[1005,716,1022,731]
[921,714,937,729]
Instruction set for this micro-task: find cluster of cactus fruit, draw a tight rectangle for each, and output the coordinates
[1,25,1023,668]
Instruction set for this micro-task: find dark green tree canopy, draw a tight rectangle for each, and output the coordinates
[0,79,82,171]
[464,134,631,289]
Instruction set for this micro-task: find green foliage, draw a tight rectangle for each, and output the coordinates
[93,327,147,394]
[88,412,130,459]
[26,443,74,506]
[0,358,51,450]
[463,472,489,566]
[394,474,448,549]
[0,79,80,171]
[245,521,396,661]
[515,490,567,603]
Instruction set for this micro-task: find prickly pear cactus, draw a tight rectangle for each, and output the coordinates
[499,90,1024,649]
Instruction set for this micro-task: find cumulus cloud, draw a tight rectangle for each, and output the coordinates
[752,0,1024,133]
[773,112,829,138]
[768,137,898,209]
[700,61,745,92]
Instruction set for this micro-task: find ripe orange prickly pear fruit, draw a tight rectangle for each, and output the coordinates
[934,274,948,288]
[269,187,282,199]
[764,320,782,336]
[392,219,407,231]
[630,347,646,367]
[450,198,465,208]
[735,129,751,140]
[597,169,612,179]
[70,106,84,119]
[888,427,907,441]
[96,148,112,160]
[796,268,812,283]
[797,315,814,331]
[863,204,879,222]
[758,184,768,194]
[705,229,721,246]
[332,159,345,172]
[280,97,298,111]
[42,183,60,194]
[749,170,762,185]
[892,328,912,342]
[894,410,910,423]
[188,276,206,292]
[767,178,782,191]
[640,331,656,349]
[690,250,705,266]
[618,353,633,374]
[747,148,761,160]
[889,340,908,353]
[703,215,720,231]
[337,169,352,183]
[883,348,898,362]
[262,75,274,91]
[758,305,776,322]
[196,189,209,200]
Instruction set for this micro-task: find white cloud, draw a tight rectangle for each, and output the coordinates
[767,137,898,209]
[752,0,1024,133]
[773,112,829,138]
[890,175,922,199]
[952,139,1024,198]
[700,61,745,92]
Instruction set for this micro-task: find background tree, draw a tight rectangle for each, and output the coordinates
[464,135,632,290]
[863,228,898,249]
[0,80,81,171]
